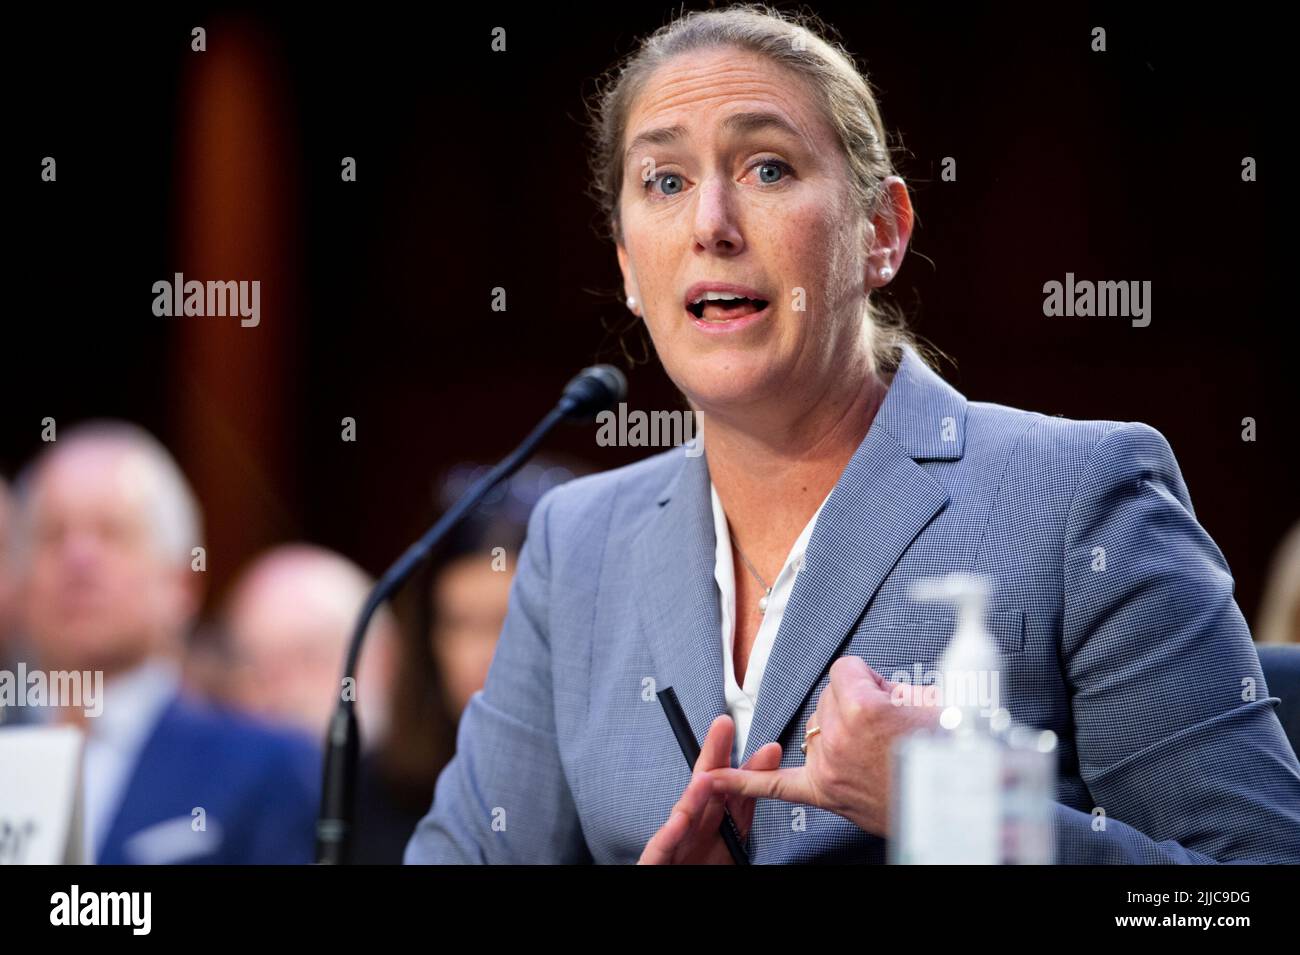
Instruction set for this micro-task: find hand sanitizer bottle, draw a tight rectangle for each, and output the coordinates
[889,573,1057,864]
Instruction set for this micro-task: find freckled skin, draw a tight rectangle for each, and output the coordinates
[623,45,918,865]
[615,46,875,424]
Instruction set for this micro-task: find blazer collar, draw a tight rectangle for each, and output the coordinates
[633,344,967,766]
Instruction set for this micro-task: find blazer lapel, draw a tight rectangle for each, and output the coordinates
[98,695,182,863]
[629,346,969,771]
[631,448,729,755]
[740,346,967,764]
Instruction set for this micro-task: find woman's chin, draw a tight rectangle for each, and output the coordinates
[675,364,787,415]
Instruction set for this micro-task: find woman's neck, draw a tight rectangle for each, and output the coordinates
[701,359,892,559]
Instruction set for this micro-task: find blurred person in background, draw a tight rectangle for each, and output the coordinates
[191,543,401,863]
[0,477,12,640]
[10,420,319,864]
[358,460,581,863]
[0,477,15,647]
[0,475,26,725]
[1258,519,1300,644]
[205,543,399,746]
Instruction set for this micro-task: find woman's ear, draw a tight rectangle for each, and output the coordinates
[867,175,915,289]
[615,244,641,315]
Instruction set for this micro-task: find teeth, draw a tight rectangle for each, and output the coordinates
[690,291,753,305]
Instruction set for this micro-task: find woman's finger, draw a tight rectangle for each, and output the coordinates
[812,676,836,731]
[637,772,715,864]
[728,741,784,832]
[695,714,735,773]
[638,806,690,864]
[708,764,815,805]
[743,741,784,772]
[805,678,840,763]
[830,654,878,698]
[864,663,892,691]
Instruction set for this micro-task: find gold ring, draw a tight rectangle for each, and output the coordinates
[800,724,822,753]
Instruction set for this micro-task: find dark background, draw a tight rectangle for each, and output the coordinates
[5,2,1294,624]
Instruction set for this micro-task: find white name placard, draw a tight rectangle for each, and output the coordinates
[0,725,85,864]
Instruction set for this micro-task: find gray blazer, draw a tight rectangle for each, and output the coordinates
[406,346,1300,863]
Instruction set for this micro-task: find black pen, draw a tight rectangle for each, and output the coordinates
[656,686,751,865]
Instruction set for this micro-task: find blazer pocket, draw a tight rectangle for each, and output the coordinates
[850,609,1026,660]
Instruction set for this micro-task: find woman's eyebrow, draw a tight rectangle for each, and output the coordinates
[719,110,806,145]
[623,110,808,169]
[624,124,688,168]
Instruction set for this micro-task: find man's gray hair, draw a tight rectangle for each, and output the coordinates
[12,420,204,568]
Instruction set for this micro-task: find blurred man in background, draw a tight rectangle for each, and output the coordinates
[0,478,12,636]
[207,543,398,747]
[192,544,399,862]
[10,420,319,863]
[0,476,24,725]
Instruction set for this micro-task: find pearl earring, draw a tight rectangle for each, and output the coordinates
[876,247,893,283]
[626,295,638,312]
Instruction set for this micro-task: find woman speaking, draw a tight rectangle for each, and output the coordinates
[405,5,1300,863]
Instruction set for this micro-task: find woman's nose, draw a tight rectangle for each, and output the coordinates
[692,176,745,254]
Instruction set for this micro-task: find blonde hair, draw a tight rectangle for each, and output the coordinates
[1257,519,1300,644]
[584,2,932,372]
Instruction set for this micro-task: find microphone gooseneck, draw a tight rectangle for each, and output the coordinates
[315,365,626,864]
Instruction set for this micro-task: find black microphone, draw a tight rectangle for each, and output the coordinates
[315,365,626,864]
[559,364,627,419]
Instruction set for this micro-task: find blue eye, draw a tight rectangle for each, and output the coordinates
[756,160,790,184]
[643,160,792,197]
[646,172,685,196]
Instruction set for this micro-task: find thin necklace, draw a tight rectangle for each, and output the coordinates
[729,530,772,614]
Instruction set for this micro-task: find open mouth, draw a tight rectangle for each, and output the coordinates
[687,296,771,322]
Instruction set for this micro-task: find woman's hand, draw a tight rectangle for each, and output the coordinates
[638,714,782,864]
[706,655,941,837]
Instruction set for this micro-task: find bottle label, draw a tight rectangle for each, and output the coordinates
[895,735,1000,864]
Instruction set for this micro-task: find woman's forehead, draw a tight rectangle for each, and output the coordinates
[625,47,830,152]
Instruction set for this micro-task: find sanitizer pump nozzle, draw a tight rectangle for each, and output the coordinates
[910,574,999,730]
[890,573,1058,864]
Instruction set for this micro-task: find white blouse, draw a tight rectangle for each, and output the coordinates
[710,484,832,764]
